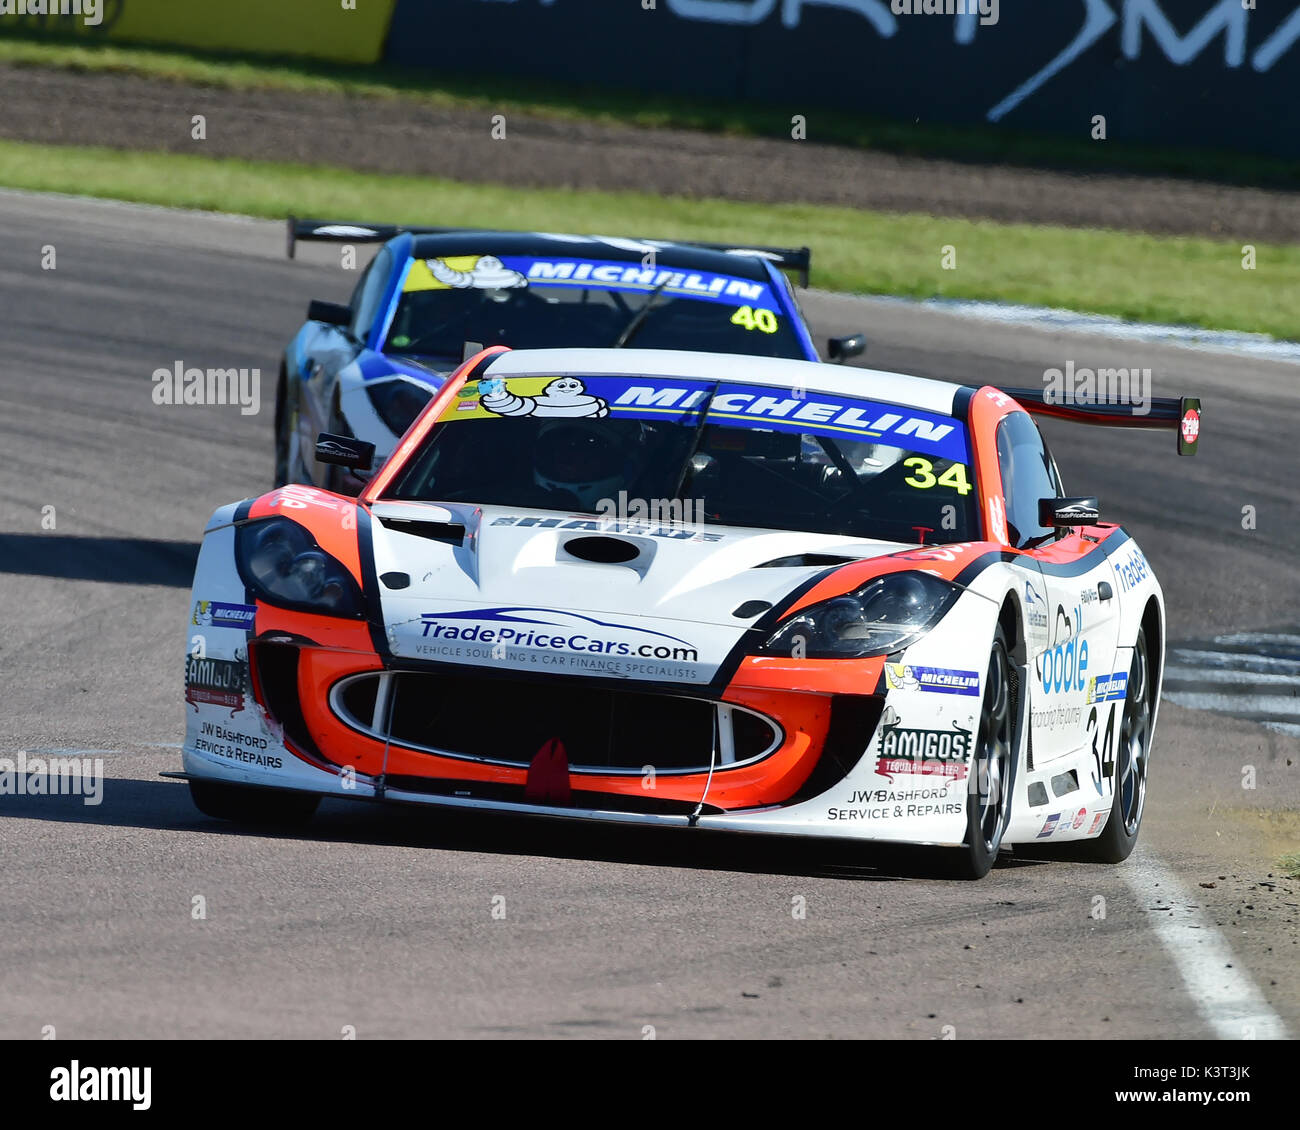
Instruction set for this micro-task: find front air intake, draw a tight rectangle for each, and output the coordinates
[331,670,782,775]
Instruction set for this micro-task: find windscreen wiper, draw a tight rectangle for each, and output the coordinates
[612,280,672,348]
[670,381,720,505]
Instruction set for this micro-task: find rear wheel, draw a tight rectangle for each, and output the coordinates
[944,626,1014,879]
[189,779,319,827]
[1079,626,1152,863]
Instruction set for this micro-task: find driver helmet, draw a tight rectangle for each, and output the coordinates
[533,419,626,511]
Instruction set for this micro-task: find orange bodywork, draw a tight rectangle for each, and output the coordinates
[244,618,882,809]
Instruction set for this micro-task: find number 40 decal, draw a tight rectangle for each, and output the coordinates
[730,305,779,334]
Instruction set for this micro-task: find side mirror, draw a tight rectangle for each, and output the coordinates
[1039,497,1100,527]
[316,433,374,472]
[827,333,867,363]
[308,299,351,327]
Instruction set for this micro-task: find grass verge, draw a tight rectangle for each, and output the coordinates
[2,34,1298,188]
[1278,853,1300,880]
[3,138,1298,340]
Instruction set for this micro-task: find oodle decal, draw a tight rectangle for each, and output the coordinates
[478,377,610,419]
[405,255,528,292]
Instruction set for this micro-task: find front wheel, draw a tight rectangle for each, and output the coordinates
[1078,626,1152,863]
[943,625,1015,880]
[189,779,319,827]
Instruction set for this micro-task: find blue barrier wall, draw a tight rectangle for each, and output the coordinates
[386,0,1300,158]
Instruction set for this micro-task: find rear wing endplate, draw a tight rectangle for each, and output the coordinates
[999,388,1202,456]
[286,217,811,286]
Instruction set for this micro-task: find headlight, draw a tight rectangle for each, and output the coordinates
[365,379,433,437]
[760,572,960,658]
[235,518,364,618]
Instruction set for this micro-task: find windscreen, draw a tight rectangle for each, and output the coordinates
[381,254,806,360]
[387,374,979,544]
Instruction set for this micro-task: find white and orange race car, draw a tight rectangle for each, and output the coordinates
[173,347,1201,878]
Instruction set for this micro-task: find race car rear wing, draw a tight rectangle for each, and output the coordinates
[999,387,1202,456]
[286,217,812,286]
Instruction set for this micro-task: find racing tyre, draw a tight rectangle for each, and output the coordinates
[188,780,319,827]
[943,625,1014,880]
[1078,626,1152,863]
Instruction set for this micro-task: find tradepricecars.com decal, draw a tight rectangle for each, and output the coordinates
[390,605,721,682]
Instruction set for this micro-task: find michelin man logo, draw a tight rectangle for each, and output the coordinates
[427,255,527,289]
[885,663,921,691]
[479,377,609,418]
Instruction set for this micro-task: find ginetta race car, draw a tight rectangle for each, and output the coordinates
[176,348,1201,878]
[278,219,864,494]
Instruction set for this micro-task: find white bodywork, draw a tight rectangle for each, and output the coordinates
[186,350,1166,850]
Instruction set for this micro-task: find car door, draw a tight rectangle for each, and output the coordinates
[997,413,1121,771]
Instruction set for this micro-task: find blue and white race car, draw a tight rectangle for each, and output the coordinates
[276,219,864,493]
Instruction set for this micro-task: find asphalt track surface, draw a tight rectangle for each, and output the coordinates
[1,191,1297,1040]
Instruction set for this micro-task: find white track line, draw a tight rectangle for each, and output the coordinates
[1162,692,1300,717]
[1213,632,1300,647]
[866,295,1300,364]
[1170,649,1300,674]
[1122,849,1289,1040]
[1164,665,1300,687]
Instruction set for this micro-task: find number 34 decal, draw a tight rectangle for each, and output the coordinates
[1088,703,1117,793]
[903,456,972,495]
